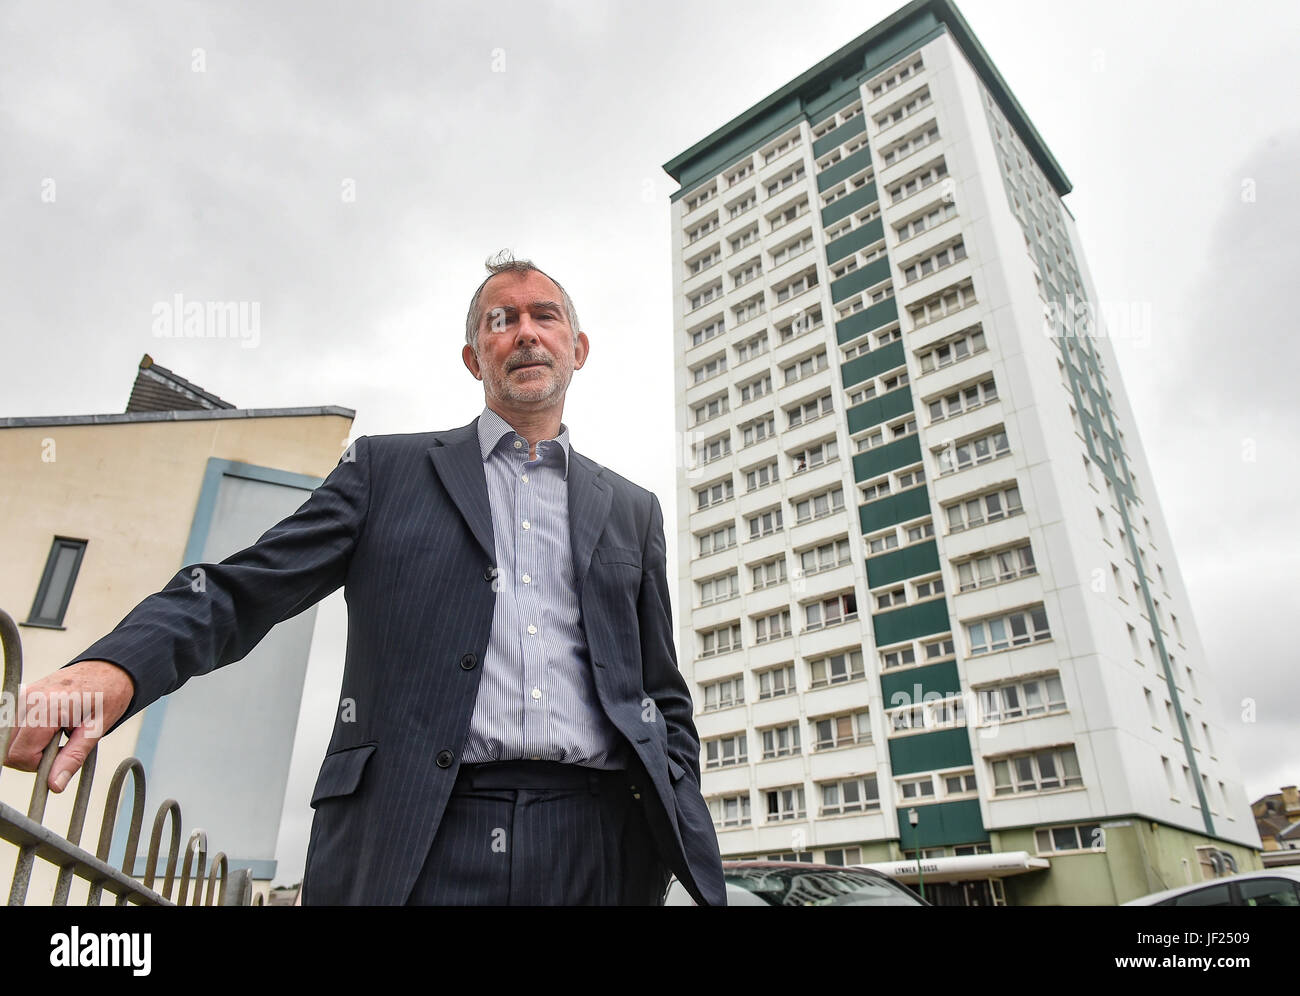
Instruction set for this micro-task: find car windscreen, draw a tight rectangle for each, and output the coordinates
[725,867,922,906]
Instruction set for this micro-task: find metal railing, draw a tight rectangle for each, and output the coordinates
[0,608,258,906]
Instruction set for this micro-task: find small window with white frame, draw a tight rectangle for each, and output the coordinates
[964,604,1051,656]
[704,731,747,769]
[756,662,796,699]
[688,314,725,349]
[760,128,802,166]
[882,120,941,168]
[934,426,1010,476]
[727,189,757,220]
[808,648,865,688]
[697,571,739,607]
[975,672,1066,725]
[701,674,745,712]
[693,475,733,510]
[819,774,879,815]
[699,622,742,658]
[1034,822,1104,854]
[759,722,801,759]
[942,483,1023,532]
[778,306,822,342]
[916,324,987,373]
[750,555,787,590]
[941,770,979,798]
[988,745,1082,796]
[867,54,924,100]
[685,183,717,212]
[953,541,1036,592]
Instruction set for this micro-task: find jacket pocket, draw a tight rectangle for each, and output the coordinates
[310,742,378,807]
[593,545,642,569]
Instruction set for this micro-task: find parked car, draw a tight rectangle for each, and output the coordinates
[663,860,929,906]
[1122,867,1300,906]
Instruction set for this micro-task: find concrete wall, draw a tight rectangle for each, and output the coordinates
[0,411,351,903]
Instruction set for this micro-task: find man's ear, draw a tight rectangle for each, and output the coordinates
[463,343,482,379]
[573,331,590,371]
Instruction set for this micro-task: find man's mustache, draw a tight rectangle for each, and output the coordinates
[506,352,553,371]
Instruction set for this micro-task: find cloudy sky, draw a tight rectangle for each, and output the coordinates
[2,0,1296,887]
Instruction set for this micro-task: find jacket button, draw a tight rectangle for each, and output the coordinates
[460,653,477,670]
[483,565,497,582]
[436,749,454,768]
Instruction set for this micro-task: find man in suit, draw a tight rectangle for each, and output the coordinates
[4,253,727,906]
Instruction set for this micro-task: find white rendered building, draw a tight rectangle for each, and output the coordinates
[663,0,1260,905]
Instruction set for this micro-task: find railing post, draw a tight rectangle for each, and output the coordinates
[0,607,255,906]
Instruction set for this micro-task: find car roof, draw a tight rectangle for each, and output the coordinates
[721,860,888,873]
[1124,866,1300,905]
[670,861,903,884]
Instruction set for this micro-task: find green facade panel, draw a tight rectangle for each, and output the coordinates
[896,799,988,849]
[846,385,914,434]
[859,486,932,534]
[866,539,940,588]
[852,433,921,482]
[888,727,973,777]
[835,297,898,344]
[826,217,885,265]
[811,111,867,159]
[872,597,950,645]
[880,659,962,704]
[841,339,905,388]
[670,98,803,201]
[805,79,872,129]
[831,255,892,303]
[820,181,878,228]
[816,145,873,192]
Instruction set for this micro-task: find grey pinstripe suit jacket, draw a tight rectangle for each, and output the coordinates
[75,416,727,906]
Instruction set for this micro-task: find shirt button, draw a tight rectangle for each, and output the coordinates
[527,624,537,635]
[513,439,522,449]
[521,520,530,529]
[521,473,529,483]
[531,687,542,700]
[522,573,531,584]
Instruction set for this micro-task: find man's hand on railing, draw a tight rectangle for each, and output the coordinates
[3,660,136,793]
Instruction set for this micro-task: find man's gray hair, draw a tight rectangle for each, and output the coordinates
[464,250,582,350]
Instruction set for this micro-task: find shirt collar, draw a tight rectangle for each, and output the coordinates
[476,405,571,479]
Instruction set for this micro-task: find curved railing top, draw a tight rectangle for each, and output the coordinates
[0,607,253,906]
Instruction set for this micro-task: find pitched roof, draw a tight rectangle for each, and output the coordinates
[125,353,235,413]
[1256,813,1293,839]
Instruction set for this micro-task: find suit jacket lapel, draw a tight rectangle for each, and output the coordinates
[567,447,612,596]
[427,420,496,564]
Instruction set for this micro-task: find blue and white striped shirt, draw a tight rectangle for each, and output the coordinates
[462,406,628,769]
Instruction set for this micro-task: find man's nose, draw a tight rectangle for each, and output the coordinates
[512,319,543,351]
[514,315,542,344]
